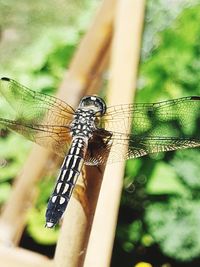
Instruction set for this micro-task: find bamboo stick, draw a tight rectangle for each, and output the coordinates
[54,56,110,267]
[0,145,50,245]
[86,44,110,95]
[83,1,146,266]
[57,0,114,101]
[54,2,115,264]
[0,244,53,267]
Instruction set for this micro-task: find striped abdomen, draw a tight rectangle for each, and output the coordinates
[45,137,88,228]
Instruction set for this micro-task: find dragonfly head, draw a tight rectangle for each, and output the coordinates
[79,96,106,115]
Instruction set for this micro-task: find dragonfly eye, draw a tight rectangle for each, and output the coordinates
[79,96,106,115]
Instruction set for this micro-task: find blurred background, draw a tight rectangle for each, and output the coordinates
[0,0,200,266]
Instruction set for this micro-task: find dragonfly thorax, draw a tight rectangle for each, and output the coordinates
[70,109,97,138]
[70,96,106,138]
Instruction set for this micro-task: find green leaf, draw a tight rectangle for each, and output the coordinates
[0,183,11,203]
[117,220,143,252]
[146,162,188,196]
[145,198,200,261]
[27,206,58,245]
[171,150,200,189]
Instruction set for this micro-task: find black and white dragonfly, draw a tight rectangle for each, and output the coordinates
[0,77,199,228]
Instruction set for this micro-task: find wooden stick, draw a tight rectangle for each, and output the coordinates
[0,145,50,245]
[86,43,110,95]
[55,46,110,265]
[0,244,53,267]
[83,1,146,266]
[54,2,115,266]
[57,0,114,101]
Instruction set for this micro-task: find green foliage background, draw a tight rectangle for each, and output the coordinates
[0,0,200,266]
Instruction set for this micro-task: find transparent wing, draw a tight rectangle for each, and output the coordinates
[86,96,200,165]
[0,119,72,155]
[85,129,112,165]
[106,134,200,164]
[0,77,75,155]
[86,132,200,165]
[103,96,200,138]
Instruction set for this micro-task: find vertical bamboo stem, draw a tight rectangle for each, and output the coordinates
[83,1,146,266]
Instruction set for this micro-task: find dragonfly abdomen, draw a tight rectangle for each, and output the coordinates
[45,137,88,228]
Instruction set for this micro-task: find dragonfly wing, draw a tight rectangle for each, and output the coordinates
[0,77,75,126]
[0,118,71,156]
[1,80,199,162]
[85,131,200,165]
[0,78,75,156]
[106,133,200,164]
[103,96,200,138]
[87,96,200,165]
[85,129,113,165]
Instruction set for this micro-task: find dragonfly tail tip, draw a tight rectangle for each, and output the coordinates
[1,77,10,82]
[45,222,55,228]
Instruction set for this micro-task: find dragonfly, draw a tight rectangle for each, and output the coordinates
[0,77,199,228]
